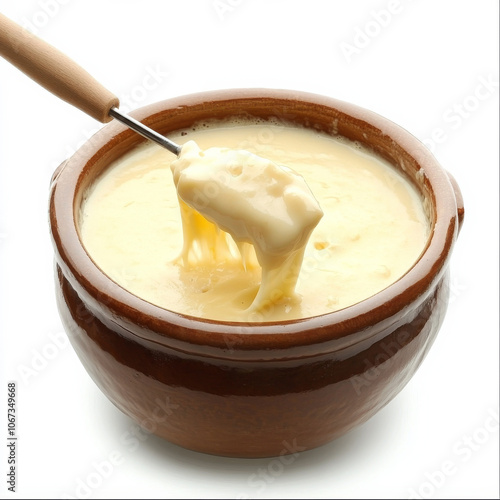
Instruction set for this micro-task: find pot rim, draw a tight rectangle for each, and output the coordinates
[49,88,461,356]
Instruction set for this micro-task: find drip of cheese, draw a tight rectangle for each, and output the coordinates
[170,140,323,313]
[79,122,429,322]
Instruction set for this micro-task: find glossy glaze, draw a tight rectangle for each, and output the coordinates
[49,89,464,457]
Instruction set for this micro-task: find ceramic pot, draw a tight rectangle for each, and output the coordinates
[49,89,464,458]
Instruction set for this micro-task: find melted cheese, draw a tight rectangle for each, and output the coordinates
[79,122,429,322]
[170,140,323,313]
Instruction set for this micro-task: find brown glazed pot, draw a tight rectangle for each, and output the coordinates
[49,89,464,458]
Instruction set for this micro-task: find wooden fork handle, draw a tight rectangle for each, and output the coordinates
[0,12,119,123]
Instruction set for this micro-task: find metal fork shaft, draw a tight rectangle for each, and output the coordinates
[109,107,181,156]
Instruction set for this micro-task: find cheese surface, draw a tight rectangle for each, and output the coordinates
[79,121,429,322]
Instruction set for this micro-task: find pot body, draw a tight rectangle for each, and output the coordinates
[49,90,463,458]
[55,265,449,457]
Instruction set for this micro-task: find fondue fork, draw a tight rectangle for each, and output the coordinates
[0,13,182,156]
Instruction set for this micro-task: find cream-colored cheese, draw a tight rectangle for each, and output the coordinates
[79,122,429,322]
[170,140,323,313]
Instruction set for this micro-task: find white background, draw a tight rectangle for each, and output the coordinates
[0,0,498,498]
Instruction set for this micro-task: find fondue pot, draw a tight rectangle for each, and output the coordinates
[49,89,464,458]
